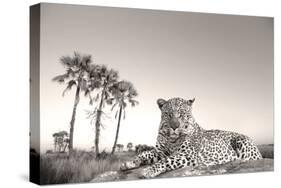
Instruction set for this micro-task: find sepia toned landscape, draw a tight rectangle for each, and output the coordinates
[30,51,273,184]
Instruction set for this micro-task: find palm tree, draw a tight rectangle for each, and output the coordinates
[52,131,68,152]
[87,65,119,156]
[52,52,93,153]
[110,81,138,155]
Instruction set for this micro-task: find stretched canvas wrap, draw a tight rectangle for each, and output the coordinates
[30,3,274,185]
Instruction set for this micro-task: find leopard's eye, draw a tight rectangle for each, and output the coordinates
[180,110,186,114]
[163,112,172,119]
[163,112,169,117]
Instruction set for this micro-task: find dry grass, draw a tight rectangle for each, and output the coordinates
[40,150,132,185]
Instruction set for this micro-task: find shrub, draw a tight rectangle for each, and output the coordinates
[135,144,154,154]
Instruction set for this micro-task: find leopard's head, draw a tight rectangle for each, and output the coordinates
[157,97,195,140]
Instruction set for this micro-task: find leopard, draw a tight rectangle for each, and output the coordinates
[120,97,263,178]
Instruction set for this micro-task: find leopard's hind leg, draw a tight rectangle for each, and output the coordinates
[231,135,262,160]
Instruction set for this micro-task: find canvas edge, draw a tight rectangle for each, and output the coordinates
[30,3,41,185]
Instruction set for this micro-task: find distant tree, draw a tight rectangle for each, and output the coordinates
[87,65,119,156]
[135,144,154,154]
[110,81,138,155]
[52,131,69,153]
[116,144,124,152]
[58,131,68,152]
[52,133,59,152]
[57,136,64,152]
[52,52,93,153]
[127,142,133,152]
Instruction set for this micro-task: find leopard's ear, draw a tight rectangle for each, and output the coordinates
[157,98,167,109]
[187,98,195,105]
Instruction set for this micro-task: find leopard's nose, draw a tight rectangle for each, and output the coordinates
[170,118,180,130]
[170,126,177,130]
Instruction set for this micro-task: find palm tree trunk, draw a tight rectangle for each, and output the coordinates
[94,88,105,157]
[68,83,80,153]
[111,105,123,155]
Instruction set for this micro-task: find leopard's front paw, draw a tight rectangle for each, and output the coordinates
[120,161,138,171]
[120,162,129,171]
[140,167,157,179]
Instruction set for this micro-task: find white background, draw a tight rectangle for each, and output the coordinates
[0,0,279,188]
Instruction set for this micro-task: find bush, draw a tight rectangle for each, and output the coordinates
[96,150,111,160]
[135,144,154,154]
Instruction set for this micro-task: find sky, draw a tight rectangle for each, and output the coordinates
[37,3,273,153]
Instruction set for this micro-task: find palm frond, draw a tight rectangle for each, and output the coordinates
[100,122,105,129]
[101,111,111,120]
[122,101,127,108]
[104,90,110,100]
[84,88,90,97]
[88,93,94,105]
[52,73,69,83]
[60,56,73,67]
[73,51,82,67]
[81,54,92,70]
[100,65,108,76]
[129,99,139,107]
[94,93,100,102]
[85,109,98,125]
[83,88,94,105]
[89,79,101,90]
[62,80,77,96]
[86,107,98,115]
[115,110,119,119]
[80,78,88,90]
[89,64,102,80]
[105,97,114,105]
[123,109,126,120]
[84,109,91,116]
[89,98,94,105]
[111,101,119,111]
[90,118,95,125]
[107,69,119,83]
[128,87,138,97]
[90,113,97,119]
[102,99,105,108]
[66,68,77,78]
[85,109,93,118]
